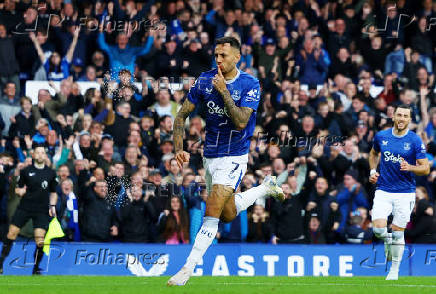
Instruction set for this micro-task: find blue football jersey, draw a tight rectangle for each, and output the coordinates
[187,69,261,158]
[372,128,427,193]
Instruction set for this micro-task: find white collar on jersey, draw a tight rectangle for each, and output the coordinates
[391,127,409,138]
[225,68,240,84]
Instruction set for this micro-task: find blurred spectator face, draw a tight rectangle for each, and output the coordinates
[253,204,265,217]
[345,83,356,97]
[335,19,346,34]
[312,36,323,49]
[121,86,134,100]
[225,10,235,26]
[94,181,108,199]
[278,36,289,49]
[125,146,138,165]
[371,37,381,50]
[302,116,314,134]
[190,117,202,134]
[273,158,285,175]
[94,167,105,181]
[160,116,173,132]
[128,130,141,146]
[182,174,195,188]
[276,26,287,39]
[38,122,49,137]
[352,98,364,112]
[169,158,180,175]
[268,145,280,160]
[278,124,289,141]
[165,40,177,54]
[374,97,387,111]
[303,39,313,53]
[131,172,143,188]
[61,180,73,195]
[141,117,153,130]
[114,163,125,177]
[4,82,16,98]
[361,78,371,92]
[170,196,181,211]
[64,3,74,17]
[24,8,37,25]
[309,216,320,232]
[265,43,276,55]
[281,182,291,196]
[117,33,129,50]
[298,89,308,105]
[386,3,397,19]
[200,32,209,44]
[90,121,103,135]
[0,25,6,38]
[47,130,57,146]
[315,177,328,194]
[131,185,143,201]
[49,52,61,66]
[117,103,131,118]
[74,159,85,174]
[60,79,72,96]
[160,141,174,154]
[83,114,93,131]
[85,66,97,81]
[242,173,255,189]
[92,52,104,66]
[260,165,273,176]
[158,89,171,105]
[357,207,368,222]
[119,71,131,85]
[338,48,349,62]
[343,174,356,190]
[318,103,329,117]
[298,18,309,32]
[287,175,298,191]
[418,17,427,33]
[101,140,114,159]
[417,68,428,85]
[80,134,91,148]
[57,165,70,181]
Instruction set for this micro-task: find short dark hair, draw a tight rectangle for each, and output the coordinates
[394,103,412,114]
[215,37,241,52]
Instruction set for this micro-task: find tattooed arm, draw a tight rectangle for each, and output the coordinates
[220,90,253,131]
[213,67,253,130]
[173,98,196,168]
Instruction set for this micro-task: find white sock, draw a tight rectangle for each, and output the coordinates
[390,231,405,272]
[184,216,219,271]
[234,184,268,215]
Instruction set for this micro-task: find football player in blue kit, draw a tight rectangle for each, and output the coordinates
[167,37,284,286]
[369,104,430,280]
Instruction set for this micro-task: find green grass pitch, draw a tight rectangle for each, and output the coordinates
[1,276,436,294]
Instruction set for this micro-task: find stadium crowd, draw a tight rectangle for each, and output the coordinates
[1,0,436,245]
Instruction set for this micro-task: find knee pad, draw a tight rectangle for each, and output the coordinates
[373,227,387,239]
[392,231,404,244]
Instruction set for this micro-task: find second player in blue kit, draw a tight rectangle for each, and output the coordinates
[369,104,430,280]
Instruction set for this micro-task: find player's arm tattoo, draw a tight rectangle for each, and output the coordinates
[368,148,380,170]
[220,90,253,130]
[173,99,196,153]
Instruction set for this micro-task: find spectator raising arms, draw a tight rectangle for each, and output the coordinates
[29,27,80,81]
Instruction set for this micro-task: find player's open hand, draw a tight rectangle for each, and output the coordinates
[212,65,227,94]
[175,150,190,169]
[369,171,379,184]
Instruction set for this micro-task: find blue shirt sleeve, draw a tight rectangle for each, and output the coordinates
[372,132,380,152]
[240,80,261,111]
[186,76,202,104]
[415,135,427,160]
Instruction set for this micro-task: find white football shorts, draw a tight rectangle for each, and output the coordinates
[203,154,248,194]
[371,189,416,228]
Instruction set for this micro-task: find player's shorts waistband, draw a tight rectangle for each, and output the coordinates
[375,189,415,197]
[204,153,249,160]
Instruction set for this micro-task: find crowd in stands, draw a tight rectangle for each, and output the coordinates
[1,0,436,244]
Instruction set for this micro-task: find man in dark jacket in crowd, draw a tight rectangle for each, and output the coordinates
[80,180,119,242]
[306,177,341,243]
[0,24,19,95]
[119,186,156,243]
[271,178,305,244]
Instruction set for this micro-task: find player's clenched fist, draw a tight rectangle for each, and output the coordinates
[175,151,190,169]
[369,170,380,184]
[212,66,227,94]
